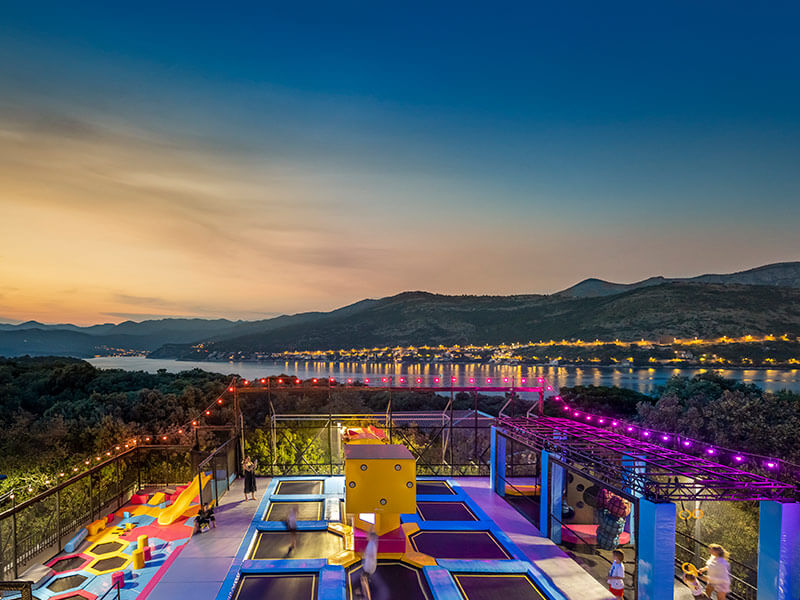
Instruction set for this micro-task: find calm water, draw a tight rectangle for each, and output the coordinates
[86,357,800,395]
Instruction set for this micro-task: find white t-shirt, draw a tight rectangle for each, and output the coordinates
[363,539,378,575]
[706,556,731,584]
[608,562,625,590]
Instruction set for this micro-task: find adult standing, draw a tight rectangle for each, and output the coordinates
[242,455,258,501]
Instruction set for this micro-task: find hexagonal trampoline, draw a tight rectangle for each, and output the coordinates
[89,555,129,573]
[49,555,90,572]
[47,573,88,593]
[89,540,125,555]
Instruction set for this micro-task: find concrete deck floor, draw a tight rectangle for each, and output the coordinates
[142,477,270,600]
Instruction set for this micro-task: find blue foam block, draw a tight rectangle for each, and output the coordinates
[64,527,87,552]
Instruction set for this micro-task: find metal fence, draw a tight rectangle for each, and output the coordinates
[252,410,496,477]
[0,439,238,581]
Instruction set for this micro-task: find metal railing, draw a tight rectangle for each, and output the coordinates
[0,439,237,581]
[675,530,756,600]
[257,410,495,477]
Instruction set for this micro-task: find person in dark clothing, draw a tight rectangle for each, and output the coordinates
[243,455,258,501]
[195,504,215,533]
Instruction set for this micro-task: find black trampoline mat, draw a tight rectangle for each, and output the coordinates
[47,574,87,592]
[276,480,324,495]
[90,541,124,554]
[265,501,323,521]
[416,481,455,496]
[410,530,511,559]
[347,561,433,600]
[249,530,343,559]
[417,501,478,521]
[233,573,317,600]
[454,574,548,600]
[51,556,86,572]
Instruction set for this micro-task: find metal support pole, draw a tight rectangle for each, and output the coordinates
[387,378,393,443]
[56,488,62,553]
[449,394,455,476]
[538,390,544,416]
[11,495,17,579]
[224,450,230,493]
[328,411,334,476]
[137,447,142,492]
[116,458,122,510]
[0,512,5,581]
[473,389,478,471]
[88,474,94,523]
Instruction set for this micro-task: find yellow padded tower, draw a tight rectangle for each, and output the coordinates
[344,443,416,535]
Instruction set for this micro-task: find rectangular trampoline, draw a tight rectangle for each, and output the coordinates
[232,573,318,600]
[409,530,511,559]
[416,500,479,521]
[249,530,343,559]
[275,480,324,495]
[453,573,549,600]
[265,500,324,521]
[416,480,456,495]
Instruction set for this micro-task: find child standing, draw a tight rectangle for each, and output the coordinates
[607,549,625,597]
[699,544,731,600]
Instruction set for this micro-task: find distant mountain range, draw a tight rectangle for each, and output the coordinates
[2,262,800,358]
[557,261,800,298]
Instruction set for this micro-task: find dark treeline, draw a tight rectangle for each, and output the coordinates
[0,356,230,498]
[2,357,798,502]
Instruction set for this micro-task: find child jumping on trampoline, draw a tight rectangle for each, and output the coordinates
[607,550,625,597]
[699,544,731,600]
[286,505,298,554]
[359,529,378,600]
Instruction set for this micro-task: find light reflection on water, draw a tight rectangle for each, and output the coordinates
[86,357,800,395]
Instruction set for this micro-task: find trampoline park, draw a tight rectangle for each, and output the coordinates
[216,473,567,600]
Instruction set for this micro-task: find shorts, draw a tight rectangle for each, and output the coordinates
[609,586,624,597]
[708,580,731,594]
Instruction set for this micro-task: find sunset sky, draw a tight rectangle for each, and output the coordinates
[1,2,799,325]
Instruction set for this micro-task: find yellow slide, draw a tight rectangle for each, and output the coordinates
[157,473,212,526]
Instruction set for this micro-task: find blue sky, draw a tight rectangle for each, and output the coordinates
[1,1,799,323]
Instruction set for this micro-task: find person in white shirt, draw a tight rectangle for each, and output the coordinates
[607,550,625,597]
[699,544,731,600]
[360,529,378,600]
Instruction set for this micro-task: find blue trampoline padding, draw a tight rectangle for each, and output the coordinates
[269,494,326,502]
[417,522,493,532]
[255,521,329,532]
[436,559,531,573]
[64,528,87,553]
[488,526,525,561]
[423,566,462,600]
[318,565,347,600]
[240,558,328,573]
[525,564,570,600]
[416,495,464,502]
